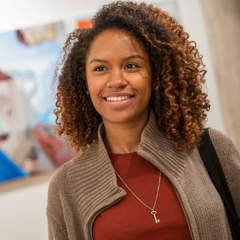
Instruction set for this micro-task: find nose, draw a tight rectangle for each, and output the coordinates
[106,68,128,89]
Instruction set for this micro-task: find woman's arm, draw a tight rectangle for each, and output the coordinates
[47,166,69,240]
[47,213,69,240]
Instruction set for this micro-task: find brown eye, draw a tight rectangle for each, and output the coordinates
[125,64,138,69]
[95,66,107,71]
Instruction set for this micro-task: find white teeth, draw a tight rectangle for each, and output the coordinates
[106,96,131,101]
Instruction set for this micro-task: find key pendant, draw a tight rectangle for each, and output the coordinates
[151,210,160,224]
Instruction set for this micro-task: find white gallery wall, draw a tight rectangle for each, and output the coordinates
[0,0,225,239]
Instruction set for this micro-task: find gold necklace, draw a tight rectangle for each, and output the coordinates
[114,170,161,224]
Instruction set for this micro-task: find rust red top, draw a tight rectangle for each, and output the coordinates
[93,152,192,240]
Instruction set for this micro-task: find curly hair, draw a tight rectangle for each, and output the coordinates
[53,1,210,154]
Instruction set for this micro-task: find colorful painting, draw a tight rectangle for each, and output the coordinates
[0,22,74,184]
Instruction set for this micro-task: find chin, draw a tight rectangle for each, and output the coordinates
[102,111,140,125]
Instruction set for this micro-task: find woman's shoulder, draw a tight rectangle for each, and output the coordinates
[208,128,238,157]
[207,128,240,179]
[208,128,232,143]
[48,163,68,191]
[47,155,84,216]
[48,155,82,193]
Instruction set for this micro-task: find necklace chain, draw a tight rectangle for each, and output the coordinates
[114,170,161,212]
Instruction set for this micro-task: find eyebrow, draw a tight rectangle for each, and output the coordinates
[90,58,108,64]
[89,54,144,64]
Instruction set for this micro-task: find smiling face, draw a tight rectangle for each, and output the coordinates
[86,29,152,126]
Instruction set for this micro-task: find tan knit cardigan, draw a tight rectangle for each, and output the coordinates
[47,111,240,240]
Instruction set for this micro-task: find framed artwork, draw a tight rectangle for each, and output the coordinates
[0,22,74,184]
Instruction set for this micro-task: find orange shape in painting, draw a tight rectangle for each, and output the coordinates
[77,19,92,29]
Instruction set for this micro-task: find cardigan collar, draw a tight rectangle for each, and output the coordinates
[70,109,188,240]
[97,108,187,178]
[137,109,187,179]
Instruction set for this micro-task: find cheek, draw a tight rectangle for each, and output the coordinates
[141,76,153,104]
[139,74,152,94]
[87,73,108,98]
[87,79,103,96]
[86,71,96,94]
[86,79,105,112]
[86,68,104,95]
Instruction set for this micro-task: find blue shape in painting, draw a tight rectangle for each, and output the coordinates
[0,150,29,184]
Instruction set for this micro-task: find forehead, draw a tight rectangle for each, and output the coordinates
[87,29,146,58]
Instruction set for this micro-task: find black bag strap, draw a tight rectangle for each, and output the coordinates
[198,128,240,239]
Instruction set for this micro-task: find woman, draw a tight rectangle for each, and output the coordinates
[47,1,240,240]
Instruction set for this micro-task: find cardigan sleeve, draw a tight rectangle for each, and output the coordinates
[209,128,240,218]
[46,165,69,240]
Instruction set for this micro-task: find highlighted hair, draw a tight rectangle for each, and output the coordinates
[53,1,210,154]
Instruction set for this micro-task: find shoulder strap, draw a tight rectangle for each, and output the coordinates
[198,128,240,239]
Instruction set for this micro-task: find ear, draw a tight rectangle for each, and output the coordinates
[84,81,89,95]
[152,75,159,91]
[152,82,158,91]
[151,75,155,91]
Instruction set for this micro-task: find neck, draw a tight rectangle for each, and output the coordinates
[103,111,149,154]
